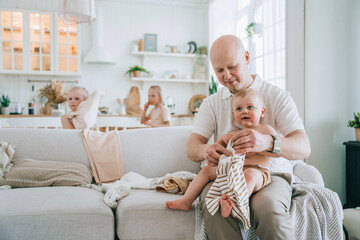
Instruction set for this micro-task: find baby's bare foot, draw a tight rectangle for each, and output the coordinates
[220,194,234,218]
[166,198,192,211]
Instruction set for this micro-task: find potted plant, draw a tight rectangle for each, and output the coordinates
[209,76,218,95]
[195,46,208,67]
[125,65,149,78]
[1,94,10,115]
[39,81,68,116]
[347,112,360,141]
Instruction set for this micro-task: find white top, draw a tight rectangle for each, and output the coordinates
[193,75,304,176]
[146,106,171,126]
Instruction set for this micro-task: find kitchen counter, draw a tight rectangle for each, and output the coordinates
[0,114,194,118]
[0,114,195,128]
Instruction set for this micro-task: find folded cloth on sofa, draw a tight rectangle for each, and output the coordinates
[66,89,103,130]
[0,158,92,188]
[82,130,124,184]
[101,171,158,209]
[155,171,196,194]
[155,177,192,194]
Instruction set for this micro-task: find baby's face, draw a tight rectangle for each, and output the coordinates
[68,89,85,111]
[232,93,265,128]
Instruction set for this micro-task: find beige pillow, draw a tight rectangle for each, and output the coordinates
[0,158,92,188]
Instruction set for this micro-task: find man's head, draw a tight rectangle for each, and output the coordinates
[210,35,253,94]
[231,88,265,128]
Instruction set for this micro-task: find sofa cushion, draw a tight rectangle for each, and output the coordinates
[0,186,114,240]
[119,127,201,178]
[0,128,90,167]
[0,158,92,188]
[116,189,196,240]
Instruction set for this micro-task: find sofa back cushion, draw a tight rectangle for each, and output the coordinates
[118,126,201,177]
[0,128,90,167]
[0,127,201,178]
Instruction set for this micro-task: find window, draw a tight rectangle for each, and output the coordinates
[209,0,286,90]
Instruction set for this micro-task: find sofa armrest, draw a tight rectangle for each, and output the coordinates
[293,161,325,187]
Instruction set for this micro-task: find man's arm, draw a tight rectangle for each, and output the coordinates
[230,129,311,160]
[187,133,232,166]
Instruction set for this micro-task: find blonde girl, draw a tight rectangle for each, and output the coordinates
[140,85,171,127]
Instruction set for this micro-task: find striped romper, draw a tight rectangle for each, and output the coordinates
[205,152,251,230]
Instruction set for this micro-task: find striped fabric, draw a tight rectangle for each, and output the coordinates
[205,152,251,230]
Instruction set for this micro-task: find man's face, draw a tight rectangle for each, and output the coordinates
[210,43,251,94]
[232,93,265,129]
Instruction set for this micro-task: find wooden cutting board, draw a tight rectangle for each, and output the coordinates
[127,86,142,115]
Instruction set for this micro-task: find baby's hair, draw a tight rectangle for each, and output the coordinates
[149,85,167,106]
[68,86,89,100]
[232,88,264,107]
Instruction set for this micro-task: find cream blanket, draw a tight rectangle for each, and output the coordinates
[82,130,124,184]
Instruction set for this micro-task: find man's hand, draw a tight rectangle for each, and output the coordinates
[205,142,232,167]
[230,129,273,155]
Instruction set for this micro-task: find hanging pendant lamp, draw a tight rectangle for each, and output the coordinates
[59,0,96,24]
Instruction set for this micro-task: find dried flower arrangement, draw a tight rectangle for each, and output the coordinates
[39,81,68,104]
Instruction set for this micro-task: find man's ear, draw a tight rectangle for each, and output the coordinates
[261,107,266,118]
[245,51,250,64]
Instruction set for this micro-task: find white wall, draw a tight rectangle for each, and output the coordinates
[0,0,208,114]
[305,0,359,202]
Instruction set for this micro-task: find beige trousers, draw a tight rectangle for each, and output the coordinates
[200,173,294,240]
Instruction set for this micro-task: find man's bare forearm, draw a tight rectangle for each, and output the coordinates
[186,133,209,162]
[278,129,311,160]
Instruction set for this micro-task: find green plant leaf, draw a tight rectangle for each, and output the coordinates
[125,65,149,77]
[348,112,360,128]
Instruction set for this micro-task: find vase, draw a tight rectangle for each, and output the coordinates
[356,128,360,142]
[43,101,52,115]
[1,107,10,115]
[133,71,141,78]
[51,103,65,117]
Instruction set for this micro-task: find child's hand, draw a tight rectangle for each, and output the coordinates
[144,102,150,109]
[144,121,152,127]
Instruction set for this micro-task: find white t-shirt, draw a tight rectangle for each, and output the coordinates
[193,75,304,175]
[146,106,171,126]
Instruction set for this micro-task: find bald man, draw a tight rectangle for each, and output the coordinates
[187,35,311,239]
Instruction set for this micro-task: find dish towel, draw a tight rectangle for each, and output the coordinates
[82,130,124,184]
[205,140,250,230]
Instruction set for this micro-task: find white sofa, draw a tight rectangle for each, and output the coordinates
[0,127,325,240]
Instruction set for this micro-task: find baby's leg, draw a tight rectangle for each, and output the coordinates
[243,168,263,198]
[166,166,217,210]
[220,193,234,218]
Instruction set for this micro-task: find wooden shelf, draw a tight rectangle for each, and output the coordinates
[131,51,206,58]
[131,77,208,84]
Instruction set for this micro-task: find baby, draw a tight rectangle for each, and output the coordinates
[61,86,103,130]
[140,85,171,127]
[166,88,278,222]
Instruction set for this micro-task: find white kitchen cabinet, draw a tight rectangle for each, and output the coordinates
[0,9,80,76]
[0,10,24,72]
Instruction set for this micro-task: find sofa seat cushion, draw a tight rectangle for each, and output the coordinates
[0,186,114,240]
[116,189,196,240]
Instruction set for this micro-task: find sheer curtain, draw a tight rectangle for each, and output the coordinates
[208,0,286,90]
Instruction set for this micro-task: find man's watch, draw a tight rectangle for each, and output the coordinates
[269,135,281,154]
